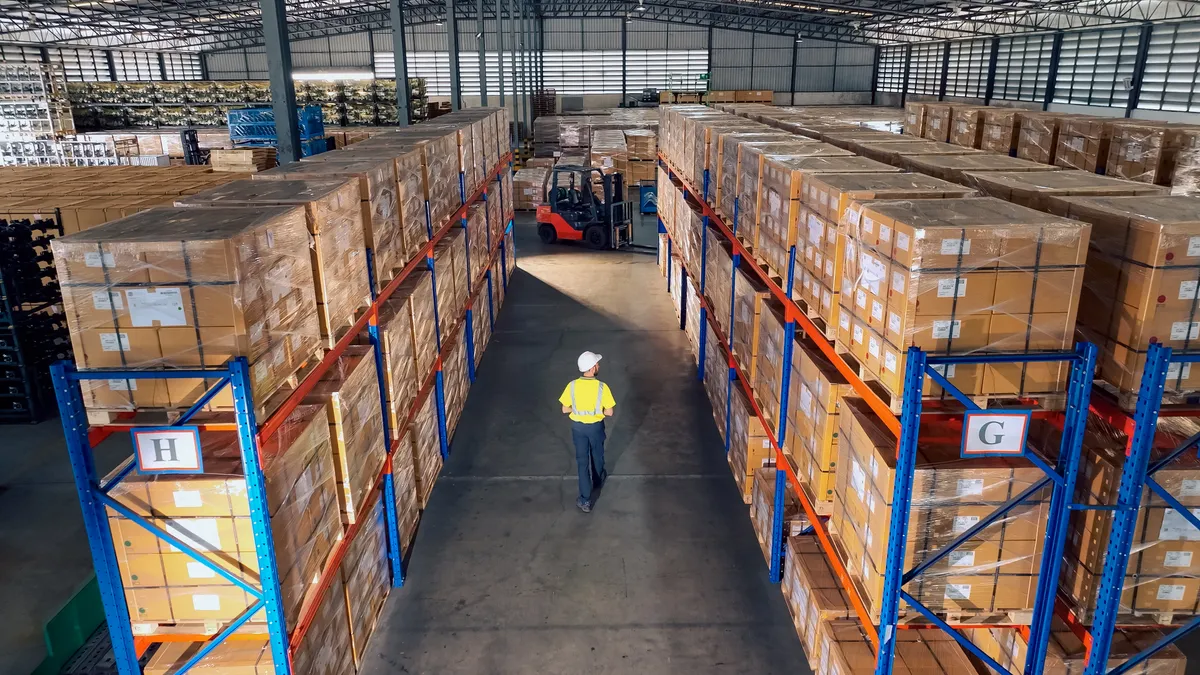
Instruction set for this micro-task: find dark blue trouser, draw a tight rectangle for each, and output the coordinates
[571,420,607,504]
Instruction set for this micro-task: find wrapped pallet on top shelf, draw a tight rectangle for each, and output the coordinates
[108,403,342,634]
[966,624,1186,675]
[253,158,404,288]
[52,206,322,417]
[921,103,955,142]
[904,153,1061,186]
[411,380,442,508]
[836,197,1090,403]
[1107,121,1194,186]
[1056,195,1200,401]
[968,169,1169,214]
[781,537,855,665]
[981,108,1024,155]
[750,467,809,567]
[832,397,1054,623]
[904,102,927,137]
[728,380,773,503]
[694,120,764,190]
[350,127,460,231]
[1054,117,1115,173]
[949,106,989,148]
[340,498,389,668]
[176,178,371,349]
[298,345,386,525]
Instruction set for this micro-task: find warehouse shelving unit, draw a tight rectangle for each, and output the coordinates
[1080,343,1200,675]
[51,144,515,675]
[656,152,1098,675]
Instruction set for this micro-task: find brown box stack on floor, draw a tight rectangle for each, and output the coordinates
[176,178,371,349]
[969,169,1170,213]
[949,106,989,148]
[1017,112,1072,165]
[1054,117,1115,173]
[254,159,404,288]
[53,206,322,413]
[787,340,851,507]
[339,498,389,669]
[1061,420,1200,624]
[108,404,343,633]
[836,197,1089,401]
[1107,121,1195,186]
[831,397,1052,622]
[904,102,927,137]
[922,104,955,142]
[513,167,550,210]
[589,129,629,188]
[728,382,774,503]
[780,537,855,665]
[981,108,1024,155]
[966,624,1186,675]
[1057,196,1200,398]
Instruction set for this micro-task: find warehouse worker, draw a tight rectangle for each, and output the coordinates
[560,351,616,513]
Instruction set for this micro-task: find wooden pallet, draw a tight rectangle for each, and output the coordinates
[1093,379,1200,412]
[210,148,276,173]
[793,296,836,343]
[793,473,834,517]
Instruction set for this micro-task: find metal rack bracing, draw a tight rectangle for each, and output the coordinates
[655,153,1100,675]
[52,148,516,675]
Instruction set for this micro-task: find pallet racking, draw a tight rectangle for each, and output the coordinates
[656,151,1099,675]
[52,140,515,675]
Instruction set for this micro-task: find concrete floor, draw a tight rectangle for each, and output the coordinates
[357,214,811,674]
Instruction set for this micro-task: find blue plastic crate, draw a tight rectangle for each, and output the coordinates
[227,105,325,143]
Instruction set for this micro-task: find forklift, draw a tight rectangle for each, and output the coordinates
[536,165,636,250]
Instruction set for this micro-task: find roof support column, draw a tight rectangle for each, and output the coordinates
[477,0,488,106]
[497,0,506,110]
[446,0,463,110]
[258,0,301,163]
[390,0,412,125]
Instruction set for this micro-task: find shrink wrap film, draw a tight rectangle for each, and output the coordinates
[904,153,1060,186]
[904,102,927,137]
[969,169,1169,214]
[728,380,773,503]
[849,139,978,168]
[715,130,792,219]
[921,103,955,143]
[513,167,550,210]
[980,108,1024,155]
[702,320,729,437]
[966,623,1186,675]
[339,497,389,667]
[1016,112,1071,165]
[392,428,420,555]
[949,106,989,148]
[1054,117,1115,173]
[1170,128,1200,196]
[1107,121,1194,186]
[411,377,442,508]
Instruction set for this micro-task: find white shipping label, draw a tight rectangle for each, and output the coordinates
[861,254,886,284]
[809,219,823,244]
[856,289,868,310]
[768,193,782,215]
[800,387,814,419]
[1124,146,1145,162]
[253,361,269,384]
[99,333,130,352]
[956,121,968,134]
[1164,551,1194,568]
[107,378,136,391]
[888,312,902,335]
[949,551,976,568]
[885,351,898,373]
[172,490,203,508]
[869,455,880,479]
[931,364,957,378]
[944,584,972,600]
[940,238,971,256]
[937,278,968,298]
[186,562,217,579]
[825,259,834,277]
[1171,322,1200,341]
[1168,363,1193,381]
[1180,479,1200,497]
[822,291,832,310]
[989,127,1002,139]
[853,324,864,345]
[896,232,910,252]
[879,225,892,243]
[851,461,867,501]
[957,478,984,497]
[868,336,880,358]
[840,314,851,330]
[862,216,875,235]
[931,119,942,130]
[892,271,905,294]
[84,251,116,268]
[871,301,884,322]
[265,230,275,249]
[953,515,980,534]
[1069,137,1084,152]
[125,288,187,327]
[1158,509,1200,541]
[192,594,222,612]
[1181,280,1200,301]
[1189,236,1200,257]
[92,290,123,311]
[932,320,962,340]
[165,518,221,553]
[1157,584,1187,601]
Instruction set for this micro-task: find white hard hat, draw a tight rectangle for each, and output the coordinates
[577,351,603,372]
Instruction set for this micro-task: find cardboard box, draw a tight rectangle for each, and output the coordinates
[849,139,979,167]
[981,108,1024,155]
[804,172,976,225]
[969,169,1169,214]
[922,103,955,142]
[904,102,927,137]
[1055,117,1115,173]
[1016,112,1072,165]
[780,538,854,662]
[1107,121,1194,186]
[949,106,989,148]
[340,499,389,667]
[905,153,1061,186]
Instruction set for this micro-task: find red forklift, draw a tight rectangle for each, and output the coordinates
[536,165,635,249]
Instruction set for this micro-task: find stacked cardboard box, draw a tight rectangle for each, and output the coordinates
[905,153,1060,186]
[969,169,1169,213]
[980,108,1024,155]
[966,624,1186,675]
[291,570,354,675]
[705,233,736,339]
[832,397,1051,621]
[1058,196,1200,398]
[1172,129,1200,196]
[176,178,372,348]
[432,227,468,331]
[466,202,488,284]
[255,158,404,288]
[53,206,322,414]
[702,321,730,439]
[750,467,809,566]
[209,148,277,173]
[728,382,773,503]
[589,129,629,184]
[816,623,977,675]
[1016,112,1072,165]
[1061,422,1200,623]
[787,340,851,508]
[340,499,389,668]
[109,403,343,633]
[903,102,927,137]
[1107,121,1196,186]
[513,167,550,210]
[685,276,702,360]
[715,130,792,218]
[732,260,771,382]
[737,141,851,250]
[836,197,1089,400]
[392,428,420,556]
[821,129,908,152]
[849,139,978,167]
[442,320,469,437]
[921,104,955,142]
[780,538,855,665]
[949,106,989,148]
[1054,117,1115,173]
[753,300,788,433]
[411,378,443,508]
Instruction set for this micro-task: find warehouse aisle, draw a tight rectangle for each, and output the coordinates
[359,214,811,674]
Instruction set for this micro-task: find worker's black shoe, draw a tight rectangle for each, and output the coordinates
[577,497,592,513]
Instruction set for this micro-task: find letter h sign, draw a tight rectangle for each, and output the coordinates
[133,427,204,474]
[960,411,1032,459]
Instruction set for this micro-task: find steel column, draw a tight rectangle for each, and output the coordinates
[521,2,532,132]
[900,44,912,107]
[621,18,627,107]
[105,50,117,81]
[1043,30,1064,111]
[258,0,301,163]
[984,37,999,105]
[391,0,412,125]
[157,53,168,81]
[870,45,879,105]
[790,38,799,106]
[477,0,488,106]
[497,0,506,108]
[512,0,524,143]
[937,41,950,101]
[446,0,463,110]
[1126,22,1153,118]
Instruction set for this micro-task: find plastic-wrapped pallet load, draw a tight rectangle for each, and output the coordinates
[1057,196,1200,400]
[1107,121,1194,186]
[674,195,706,275]
[728,381,773,503]
[443,322,469,437]
[966,624,1186,675]
[299,345,386,525]
[53,206,322,415]
[411,383,442,508]
[623,128,657,160]
[702,321,729,437]
[780,538,854,664]
[968,169,1169,213]
[351,127,461,231]
[392,428,420,555]
[835,197,1089,401]
[732,259,770,382]
[108,403,342,632]
[1171,129,1200,196]
[432,230,465,332]
[949,106,989,148]
[693,120,764,192]
[903,102,927,137]
[753,299,788,432]
[921,103,955,142]
[787,340,850,509]
[176,178,371,349]
[904,153,1061,186]
[513,167,549,211]
[737,141,851,250]
[820,130,906,152]
[1054,117,1115,173]
[832,397,1054,622]
[750,467,808,565]
[291,570,354,675]
[339,498,389,668]
[1016,112,1072,165]
[504,227,516,279]
[467,202,488,284]
[376,289,418,434]
[848,139,978,168]
[980,108,1024,156]
[254,159,404,287]
[705,233,735,338]
[715,130,792,218]
[589,129,629,187]
[685,276,701,360]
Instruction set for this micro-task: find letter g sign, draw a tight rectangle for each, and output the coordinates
[961,412,1030,458]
